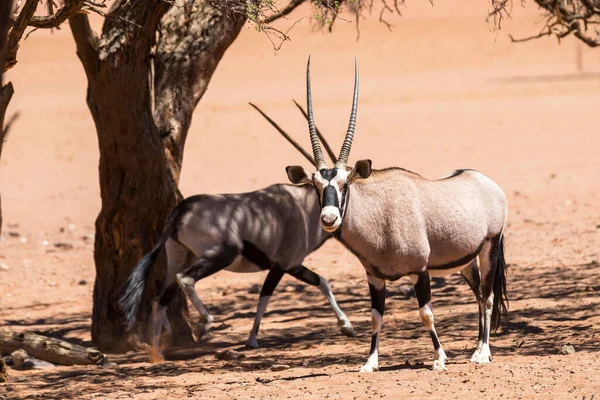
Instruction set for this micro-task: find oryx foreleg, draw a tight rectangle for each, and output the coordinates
[286,265,355,337]
[246,266,285,349]
[360,273,385,373]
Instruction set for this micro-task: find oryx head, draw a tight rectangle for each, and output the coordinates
[286,57,372,233]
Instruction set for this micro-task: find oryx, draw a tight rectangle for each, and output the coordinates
[281,57,509,372]
[119,115,355,361]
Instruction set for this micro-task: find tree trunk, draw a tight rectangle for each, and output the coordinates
[0,0,14,238]
[69,0,245,351]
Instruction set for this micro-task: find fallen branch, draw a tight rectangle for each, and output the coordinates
[0,330,107,366]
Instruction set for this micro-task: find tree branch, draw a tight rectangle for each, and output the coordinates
[27,0,86,29]
[511,0,600,48]
[5,0,40,71]
[264,0,307,23]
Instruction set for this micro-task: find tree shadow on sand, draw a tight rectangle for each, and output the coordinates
[2,260,599,399]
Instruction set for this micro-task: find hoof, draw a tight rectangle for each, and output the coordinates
[470,354,492,364]
[359,364,378,373]
[340,325,356,338]
[470,347,492,364]
[245,340,260,350]
[149,347,165,363]
[433,359,447,371]
[193,322,212,340]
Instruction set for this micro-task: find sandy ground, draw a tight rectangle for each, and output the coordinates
[1,1,600,399]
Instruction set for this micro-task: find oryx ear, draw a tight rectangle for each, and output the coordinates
[286,165,313,185]
[349,159,372,182]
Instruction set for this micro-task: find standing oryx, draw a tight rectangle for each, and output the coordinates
[119,116,355,362]
[281,56,509,372]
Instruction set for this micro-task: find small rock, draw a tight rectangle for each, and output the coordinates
[8,231,20,237]
[11,350,55,370]
[215,349,245,361]
[78,279,88,285]
[301,360,309,367]
[11,350,29,368]
[81,234,94,242]
[54,242,74,250]
[549,173,556,179]
[559,345,575,355]
[7,222,19,228]
[42,240,49,246]
[0,263,9,271]
[19,237,28,244]
[48,281,57,287]
[271,364,290,371]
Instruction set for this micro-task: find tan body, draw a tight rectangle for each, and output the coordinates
[340,168,507,280]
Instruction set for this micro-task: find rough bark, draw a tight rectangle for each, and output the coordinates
[0,331,107,366]
[69,0,246,351]
[154,1,246,183]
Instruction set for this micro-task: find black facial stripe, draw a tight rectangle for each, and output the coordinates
[320,168,338,180]
[323,185,339,207]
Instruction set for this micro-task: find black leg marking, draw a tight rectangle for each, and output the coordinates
[369,281,386,315]
[429,331,441,350]
[183,244,240,282]
[259,266,285,297]
[286,265,321,286]
[413,272,431,308]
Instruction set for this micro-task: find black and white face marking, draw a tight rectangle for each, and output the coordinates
[313,167,350,232]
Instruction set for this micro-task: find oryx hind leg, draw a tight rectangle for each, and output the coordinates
[411,271,448,371]
[286,265,355,337]
[175,243,241,338]
[460,258,487,362]
[468,239,497,364]
[149,239,194,362]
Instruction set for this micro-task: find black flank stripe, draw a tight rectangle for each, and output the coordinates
[427,240,486,270]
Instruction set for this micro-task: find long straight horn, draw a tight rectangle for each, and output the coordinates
[336,58,359,168]
[248,102,316,167]
[292,99,338,164]
[306,56,328,170]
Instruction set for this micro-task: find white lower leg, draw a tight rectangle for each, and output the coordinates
[471,301,486,361]
[318,278,354,336]
[360,309,383,373]
[420,302,447,371]
[247,295,271,349]
[472,295,494,364]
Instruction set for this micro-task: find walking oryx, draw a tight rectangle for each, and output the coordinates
[280,57,509,372]
[119,113,356,361]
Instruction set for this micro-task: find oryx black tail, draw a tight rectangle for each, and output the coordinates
[119,225,173,331]
[490,234,509,332]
